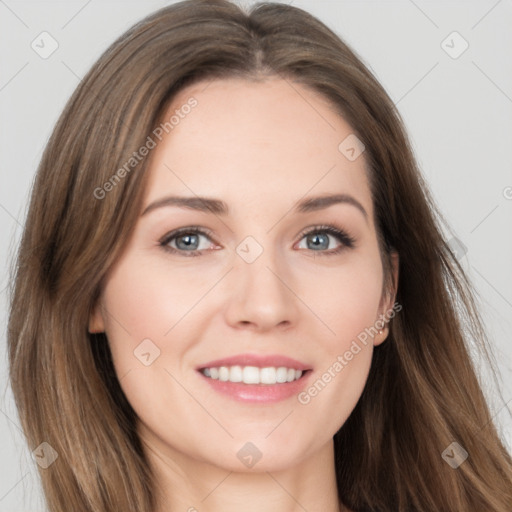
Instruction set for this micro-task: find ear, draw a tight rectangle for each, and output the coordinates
[88,300,106,333]
[373,250,399,346]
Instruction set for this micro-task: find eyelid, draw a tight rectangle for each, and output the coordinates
[294,223,356,253]
[159,223,356,256]
[159,225,215,242]
[158,226,219,257]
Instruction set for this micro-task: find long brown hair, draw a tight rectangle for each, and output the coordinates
[8,1,512,510]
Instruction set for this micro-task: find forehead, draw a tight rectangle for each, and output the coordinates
[142,77,372,217]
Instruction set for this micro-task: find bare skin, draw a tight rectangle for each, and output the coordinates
[90,77,398,512]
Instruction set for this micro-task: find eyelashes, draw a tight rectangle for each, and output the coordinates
[296,224,356,254]
[158,224,356,258]
[159,226,216,258]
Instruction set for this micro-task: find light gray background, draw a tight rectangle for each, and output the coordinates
[1,1,511,510]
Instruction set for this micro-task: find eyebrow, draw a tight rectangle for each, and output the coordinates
[141,193,368,222]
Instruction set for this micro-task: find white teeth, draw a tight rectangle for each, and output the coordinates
[260,367,276,384]
[276,367,288,383]
[201,365,304,385]
[243,366,260,384]
[229,365,243,382]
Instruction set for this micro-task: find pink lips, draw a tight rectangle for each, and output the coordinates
[196,353,313,404]
[196,353,311,371]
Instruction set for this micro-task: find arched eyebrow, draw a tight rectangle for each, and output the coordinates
[297,194,368,223]
[141,193,368,223]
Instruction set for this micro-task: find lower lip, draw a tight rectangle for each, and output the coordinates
[198,370,312,403]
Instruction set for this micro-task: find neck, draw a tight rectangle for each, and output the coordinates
[142,428,344,512]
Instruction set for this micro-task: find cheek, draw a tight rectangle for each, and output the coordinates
[98,253,221,398]
[101,255,210,345]
[301,253,384,346]
[294,256,382,421]
[98,257,204,427]
[98,258,169,380]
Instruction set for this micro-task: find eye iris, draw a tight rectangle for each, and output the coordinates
[176,233,199,250]
[166,228,344,254]
[308,232,329,250]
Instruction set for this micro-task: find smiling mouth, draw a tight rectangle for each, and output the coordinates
[199,365,311,385]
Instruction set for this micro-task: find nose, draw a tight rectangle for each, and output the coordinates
[223,242,300,332]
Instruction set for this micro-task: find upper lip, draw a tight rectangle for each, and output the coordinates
[196,353,312,371]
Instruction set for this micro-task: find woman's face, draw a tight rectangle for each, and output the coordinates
[90,77,398,472]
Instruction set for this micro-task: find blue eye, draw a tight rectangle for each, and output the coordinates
[159,224,356,257]
[296,225,356,255]
[159,226,215,257]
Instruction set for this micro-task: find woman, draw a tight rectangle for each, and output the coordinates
[7,1,512,511]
